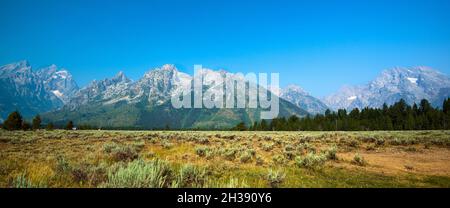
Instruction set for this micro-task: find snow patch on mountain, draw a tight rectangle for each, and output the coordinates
[407,77,418,84]
[323,66,450,110]
[52,90,63,98]
[280,84,329,114]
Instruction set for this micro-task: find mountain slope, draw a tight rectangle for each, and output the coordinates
[280,84,329,114]
[323,66,450,110]
[35,64,79,104]
[43,65,308,129]
[0,61,64,119]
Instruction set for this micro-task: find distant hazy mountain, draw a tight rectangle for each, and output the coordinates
[0,61,77,119]
[323,67,450,110]
[279,84,329,114]
[43,64,307,129]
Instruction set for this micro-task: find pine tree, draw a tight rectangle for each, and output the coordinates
[21,122,31,130]
[260,120,268,131]
[32,115,41,130]
[46,123,54,130]
[66,121,74,130]
[443,98,450,114]
[419,99,431,114]
[3,111,23,131]
[251,121,258,131]
[443,98,450,129]
[233,122,247,131]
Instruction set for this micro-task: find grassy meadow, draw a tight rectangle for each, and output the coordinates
[0,129,449,188]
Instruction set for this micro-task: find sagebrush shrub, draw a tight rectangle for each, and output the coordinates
[352,153,366,166]
[55,155,71,173]
[195,146,209,157]
[295,153,327,169]
[101,159,173,188]
[12,173,35,188]
[175,164,207,188]
[272,154,287,165]
[266,169,285,188]
[239,151,252,163]
[324,145,338,160]
[111,146,138,162]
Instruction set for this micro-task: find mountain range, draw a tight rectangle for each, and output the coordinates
[0,61,77,121]
[1,60,449,128]
[323,66,450,111]
[0,62,307,128]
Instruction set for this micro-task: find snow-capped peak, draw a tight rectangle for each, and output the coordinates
[161,64,176,71]
[324,66,450,110]
[55,70,68,79]
[347,96,357,101]
[279,84,329,114]
[407,77,418,84]
[282,84,308,96]
[0,60,32,77]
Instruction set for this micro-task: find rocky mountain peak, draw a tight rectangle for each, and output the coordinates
[282,84,309,96]
[111,71,130,83]
[324,66,450,111]
[0,60,32,77]
[280,84,329,114]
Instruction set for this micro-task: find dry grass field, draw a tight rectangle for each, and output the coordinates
[0,130,449,188]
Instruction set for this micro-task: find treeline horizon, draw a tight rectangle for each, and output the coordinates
[2,98,450,131]
[237,98,450,131]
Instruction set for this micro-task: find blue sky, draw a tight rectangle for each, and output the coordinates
[1,0,450,97]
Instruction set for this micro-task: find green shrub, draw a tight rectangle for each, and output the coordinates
[352,153,366,166]
[324,145,338,160]
[283,150,295,160]
[266,169,285,188]
[272,154,287,165]
[261,142,274,151]
[175,164,207,188]
[295,153,326,169]
[111,146,138,162]
[284,144,295,151]
[195,146,209,157]
[389,138,404,145]
[405,146,417,152]
[55,155,71,173]
[375,138,385,146]
[101,159,173,188]
[12,172,47,188]
[366,144,376,151]
[255,156,264,166]
[239,151,252,163]
[196,138,209,144]
[103,142,119,153]
[361,136,376,143]
[71,165,88,183]
[348,139,359,148]
[296,142,316,153]
[222,148,237,161]
[132,140,145,152]
[206,177,248,188]
[161,140,173,149]
[12,173,35,188]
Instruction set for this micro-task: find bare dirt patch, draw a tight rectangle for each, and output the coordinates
[337,147,450,176]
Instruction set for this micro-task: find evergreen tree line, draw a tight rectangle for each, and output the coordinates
[237,98,450,131]
[1,111,74,131]
[3,98,449,131]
